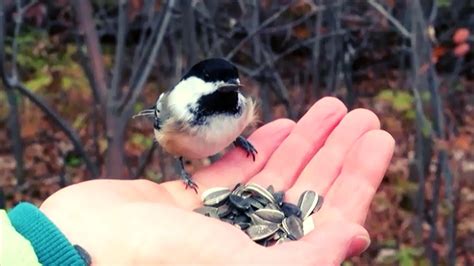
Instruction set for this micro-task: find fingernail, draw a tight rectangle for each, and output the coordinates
[347,235,371,257]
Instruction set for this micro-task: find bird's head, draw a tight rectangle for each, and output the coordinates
[167,58,246,124]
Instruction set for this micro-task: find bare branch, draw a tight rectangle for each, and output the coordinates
[225,1,293,60]
[261,47,294,118]
[262,6,323,34]
[110,0,128,101]
[1,1,98,178]
[121,0,176,114]
[14,82,99,178]
[0,0,25,184]
[181,0,197,65]
[367,0,411,39]
[131,0,156,67]
[246,31,344,77]
[72,0,109,108]
[311,0,323,98]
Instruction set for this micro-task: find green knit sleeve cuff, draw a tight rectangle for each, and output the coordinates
[8,202,87,266]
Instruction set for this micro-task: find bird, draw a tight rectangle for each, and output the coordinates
[134,58,257,192]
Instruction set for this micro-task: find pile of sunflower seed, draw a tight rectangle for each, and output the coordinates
[193,183,323,246]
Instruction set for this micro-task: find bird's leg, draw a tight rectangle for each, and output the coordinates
[233,136,258,161]
[177,156,198,193]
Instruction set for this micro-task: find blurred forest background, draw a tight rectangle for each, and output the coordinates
[0,0,473,265]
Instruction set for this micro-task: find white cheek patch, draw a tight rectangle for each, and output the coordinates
[167,77,220,120]
[155,93,164,115]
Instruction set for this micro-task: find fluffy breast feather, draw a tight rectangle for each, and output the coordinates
[154,97,256,159]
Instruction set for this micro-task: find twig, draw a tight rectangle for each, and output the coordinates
[11,0,22,78]
[367,0,411,39]
[325,2,341,94]
[342,40,355,107]
[257,76,272,122]
[72,0,109,109]
[13,82,99,178]
[248,31,345,77]
[131,0,155,66]
[261,47,293,118]
[121,0,176,114]
[262,6,324,34]
[181,0,197,65]
[74,35,101,105]
[428,153,441,265]
[225,1,294,60]
[311,0,323,98]
[407,1,429,250]
[110,0,128,101]
[0,0,25,184]
[425,19,456,266]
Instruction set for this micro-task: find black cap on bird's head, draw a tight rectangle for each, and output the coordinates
[182,58,240,84]
[133,58,248,128]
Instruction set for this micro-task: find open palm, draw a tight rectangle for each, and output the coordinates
[40,97,394,265]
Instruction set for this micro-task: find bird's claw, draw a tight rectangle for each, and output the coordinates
[183,177,199,193]
[180,170,198,193]
[234,136,258,161]
[178,157,199,193]
[181,171,199,193]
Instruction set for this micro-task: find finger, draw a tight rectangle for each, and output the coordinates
[248,97,348,190]
[161,118,295,209]
[268,221,370,264]
[286,109,380,203]
[321,130,395,224]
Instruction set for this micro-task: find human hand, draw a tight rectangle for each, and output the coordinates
[40,97,394,265]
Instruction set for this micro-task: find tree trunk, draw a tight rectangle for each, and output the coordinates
[105,115,128,178]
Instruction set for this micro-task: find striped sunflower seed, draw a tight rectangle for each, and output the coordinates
[244,183,276,204]
[314,194,324,212]
[231,183,245,196]
[194,182,324,246]
[281,202,302,217]
[254,209,285,223]
[273,191,285,205]
[246,224,279,241]
[302,216,315,235]
[202,187,231,206]
[298,190,319,220]
[193,206,219,218]
[229,194,251,210]
[217,204,232,218]
[247,197,265,209]
[282,215,304,240]
[235,222,250,230]
[267,185,275,194]
[248,213,277,226]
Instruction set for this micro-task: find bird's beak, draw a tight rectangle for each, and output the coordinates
[217,83,243,92]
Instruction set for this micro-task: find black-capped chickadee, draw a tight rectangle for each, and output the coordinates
[135,58,257,192]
